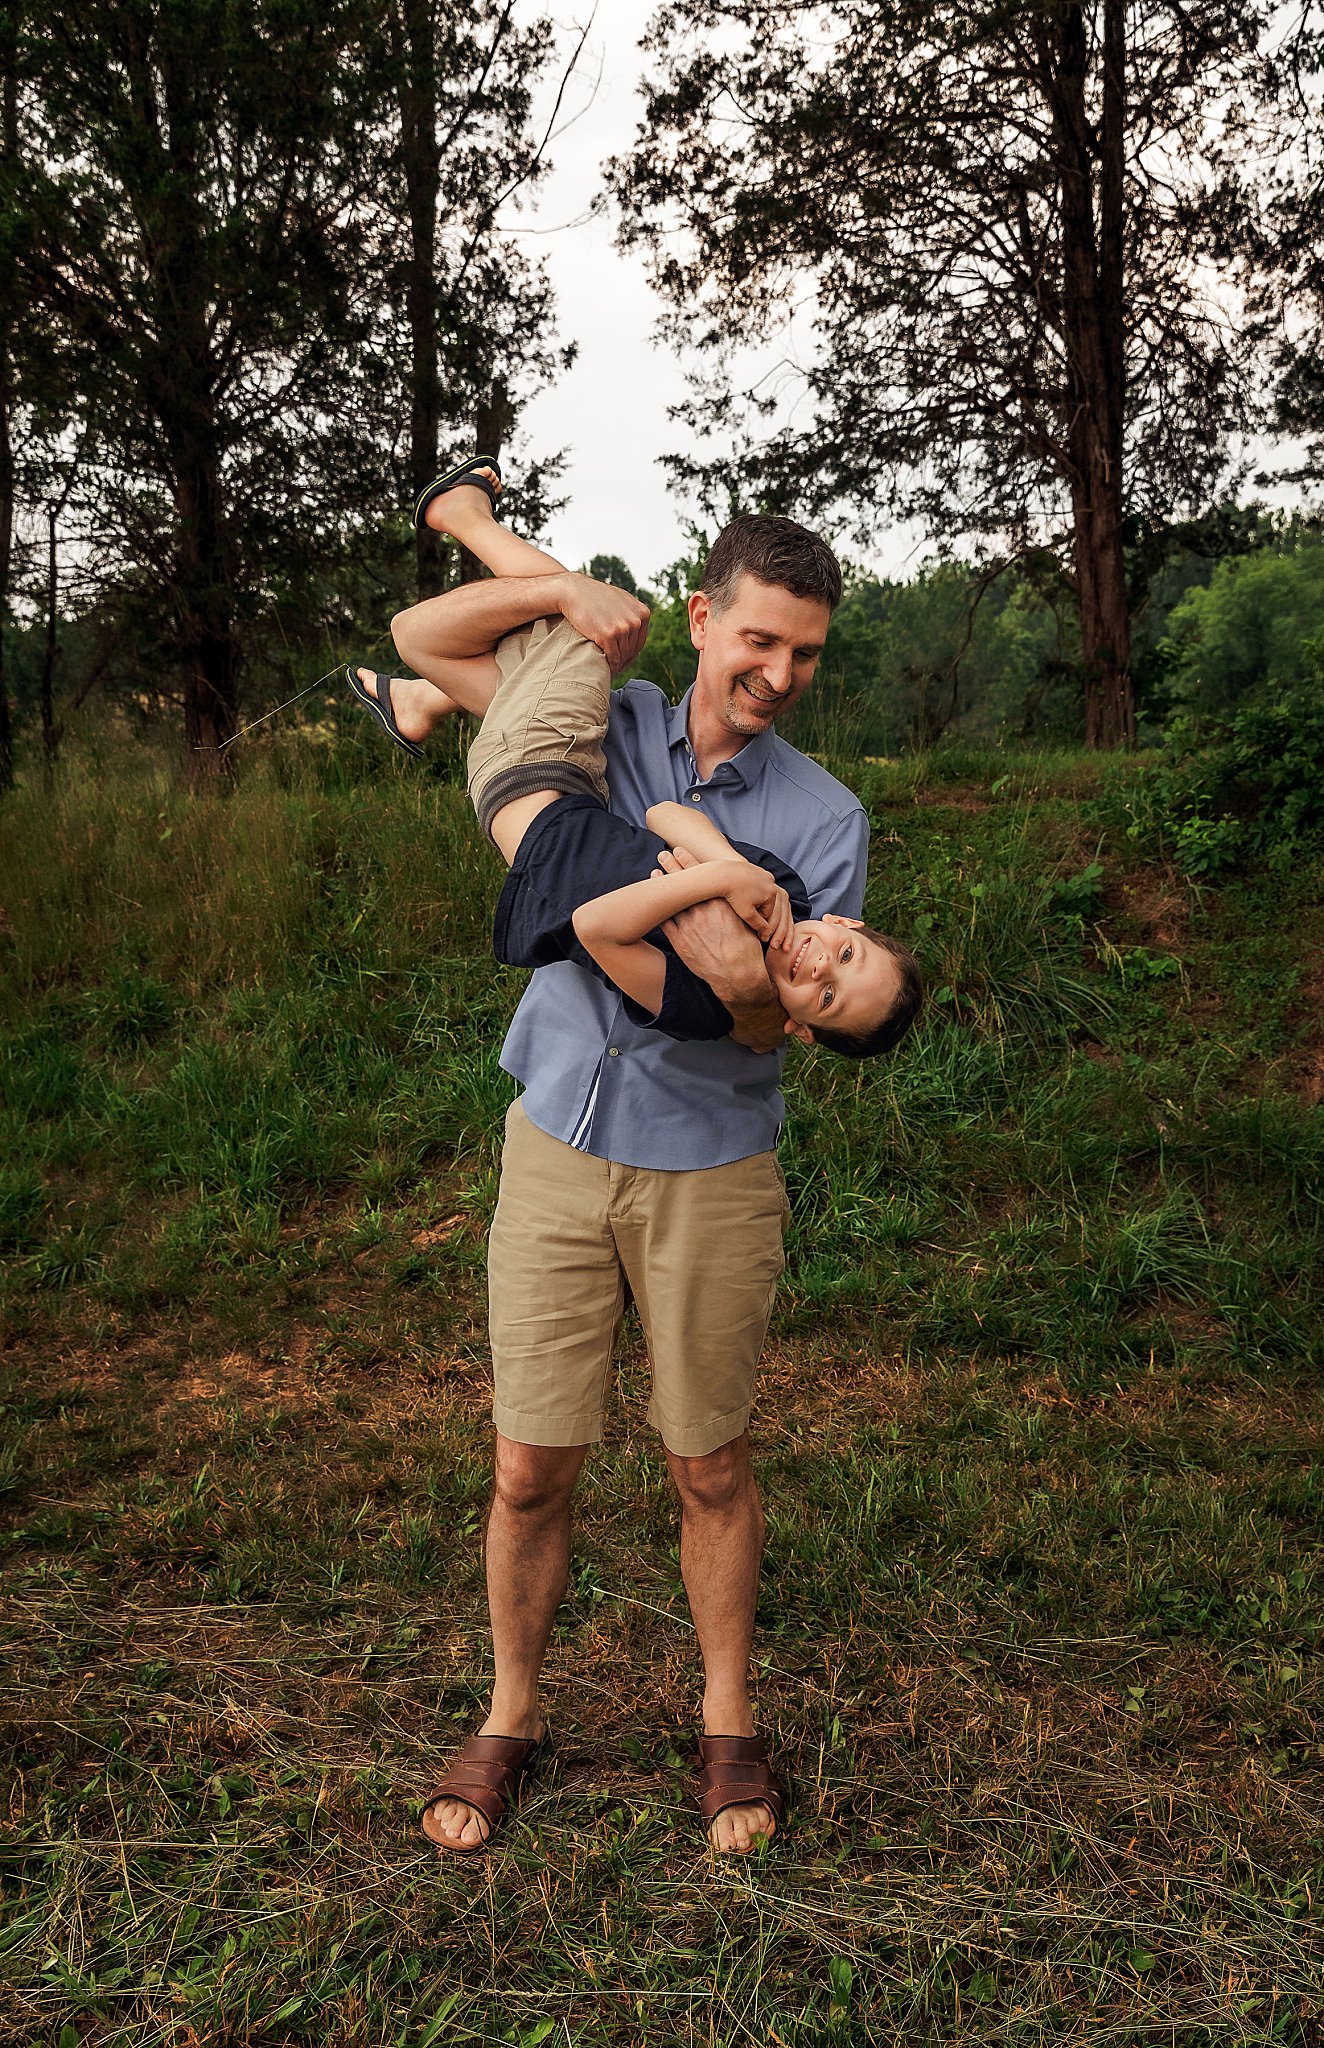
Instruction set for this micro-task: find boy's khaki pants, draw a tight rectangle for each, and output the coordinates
[467,616,612,839]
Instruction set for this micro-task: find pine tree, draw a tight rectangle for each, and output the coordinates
[612,0,1273,746]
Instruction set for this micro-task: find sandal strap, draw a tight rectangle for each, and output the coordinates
[413,455,502,530]
[422,1731,546,1837]
[697,1733,786,1827]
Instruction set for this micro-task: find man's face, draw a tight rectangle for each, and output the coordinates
[688,573,832,742]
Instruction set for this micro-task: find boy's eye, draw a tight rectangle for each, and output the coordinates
[841,945,853,962]
[821,986,835,1009]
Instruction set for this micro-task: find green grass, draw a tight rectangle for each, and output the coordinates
[0,739,1321,2045]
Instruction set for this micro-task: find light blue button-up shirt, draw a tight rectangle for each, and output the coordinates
[499,679,869,1170]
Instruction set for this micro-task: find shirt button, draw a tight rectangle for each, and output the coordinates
[689,791,702,803]
[608,1046,620,1056]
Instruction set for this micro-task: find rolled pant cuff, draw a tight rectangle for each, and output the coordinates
[649,1402,751,1458]
[492,1400,603,1449]
[473,760,605,841]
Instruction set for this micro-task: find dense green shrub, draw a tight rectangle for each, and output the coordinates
[1111,661,1324,877]
[1154,536,1324,717]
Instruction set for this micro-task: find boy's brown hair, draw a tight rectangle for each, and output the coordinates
[812,929,924,1061]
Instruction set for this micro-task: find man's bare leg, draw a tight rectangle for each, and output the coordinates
[664,1433,778,1854]
[422,1436,587,1851]
[359,471,568,745]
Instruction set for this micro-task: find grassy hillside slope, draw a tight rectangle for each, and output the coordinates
[1,745,1321,2046]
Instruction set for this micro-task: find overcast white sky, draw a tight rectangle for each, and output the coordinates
[501,3,927,588]
[504,1,706,586]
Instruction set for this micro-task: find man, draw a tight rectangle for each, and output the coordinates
[386,495,868,1856]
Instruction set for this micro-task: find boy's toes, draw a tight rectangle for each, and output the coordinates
[356,667,379,703]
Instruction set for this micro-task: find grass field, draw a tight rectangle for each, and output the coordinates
[1,730,1322,2046]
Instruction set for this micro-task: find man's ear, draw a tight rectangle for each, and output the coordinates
[822,913,864,929]
[784,1016,815,1044]
[687,589,710,652]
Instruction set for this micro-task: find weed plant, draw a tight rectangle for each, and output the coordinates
[0,735,1321,2045]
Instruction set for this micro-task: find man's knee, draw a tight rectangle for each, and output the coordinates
[666,1433,753,1514]
[493,1435,587,1517]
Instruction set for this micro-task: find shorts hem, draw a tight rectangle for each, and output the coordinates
[649,1404,751,1458]
[492,1401,603,1449]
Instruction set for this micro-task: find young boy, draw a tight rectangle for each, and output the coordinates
[348,462,921,1058]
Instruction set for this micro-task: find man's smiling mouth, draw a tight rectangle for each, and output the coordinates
[735,674,778,708]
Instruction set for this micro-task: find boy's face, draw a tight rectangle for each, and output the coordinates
[764,916,902,1043]
[687,574,831,743]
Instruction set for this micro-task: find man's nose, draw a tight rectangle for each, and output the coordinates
[765,655,795,695]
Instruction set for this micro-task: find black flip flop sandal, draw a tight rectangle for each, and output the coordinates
[344,665,425,760]
[413,455,502,534]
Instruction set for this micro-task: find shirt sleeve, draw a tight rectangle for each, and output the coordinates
[798,806,869,918]
[622,954,735,1042]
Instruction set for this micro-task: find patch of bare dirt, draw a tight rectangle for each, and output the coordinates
[1284,937,1324,1106]
[1112,869,1192,951]
[908,786,990,812]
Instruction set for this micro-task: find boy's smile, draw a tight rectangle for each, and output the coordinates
[765,914,903,1042]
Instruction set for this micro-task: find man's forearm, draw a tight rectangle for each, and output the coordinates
[396,573,565,663]
[721,984,788,1054]
[393,568,651,675]
[661,900,788,1054]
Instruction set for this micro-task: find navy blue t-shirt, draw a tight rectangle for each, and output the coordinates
[492,794,812,1042]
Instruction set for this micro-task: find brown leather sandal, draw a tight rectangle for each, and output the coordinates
[697,1733,786,1848]
[420,1726,551,1855]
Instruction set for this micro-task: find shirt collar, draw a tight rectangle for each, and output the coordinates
[667,685,777,791]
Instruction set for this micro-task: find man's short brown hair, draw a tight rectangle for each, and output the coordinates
[700,514,843,614]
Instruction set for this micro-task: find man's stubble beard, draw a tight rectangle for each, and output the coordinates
[721,667,787,736]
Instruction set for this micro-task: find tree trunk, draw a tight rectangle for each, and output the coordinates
[0,7,17,793]
[0,327,13,795]
[176,449,238,785]
[397,0,446,601]
[1055,0,1134,748]
[145,31,238,784]
[458,380,514,585]
[39,506,58,780]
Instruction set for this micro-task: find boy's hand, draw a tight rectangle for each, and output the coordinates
[555,572,651,675]
[726,866,794,950]
[653,845,697,875]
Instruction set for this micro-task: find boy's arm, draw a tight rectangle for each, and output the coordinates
[571,859,792,1018]
[639,813,786,1046]
[644,800,741,864]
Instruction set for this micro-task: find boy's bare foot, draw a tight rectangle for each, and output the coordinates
[355,669,457,746]
[422,466,502,540]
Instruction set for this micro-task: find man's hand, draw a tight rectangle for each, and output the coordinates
[661,895,788,1053]
[555,572,650,676]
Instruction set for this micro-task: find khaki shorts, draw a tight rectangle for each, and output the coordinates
[488,1101,791,1457]
[467,616,612,837]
